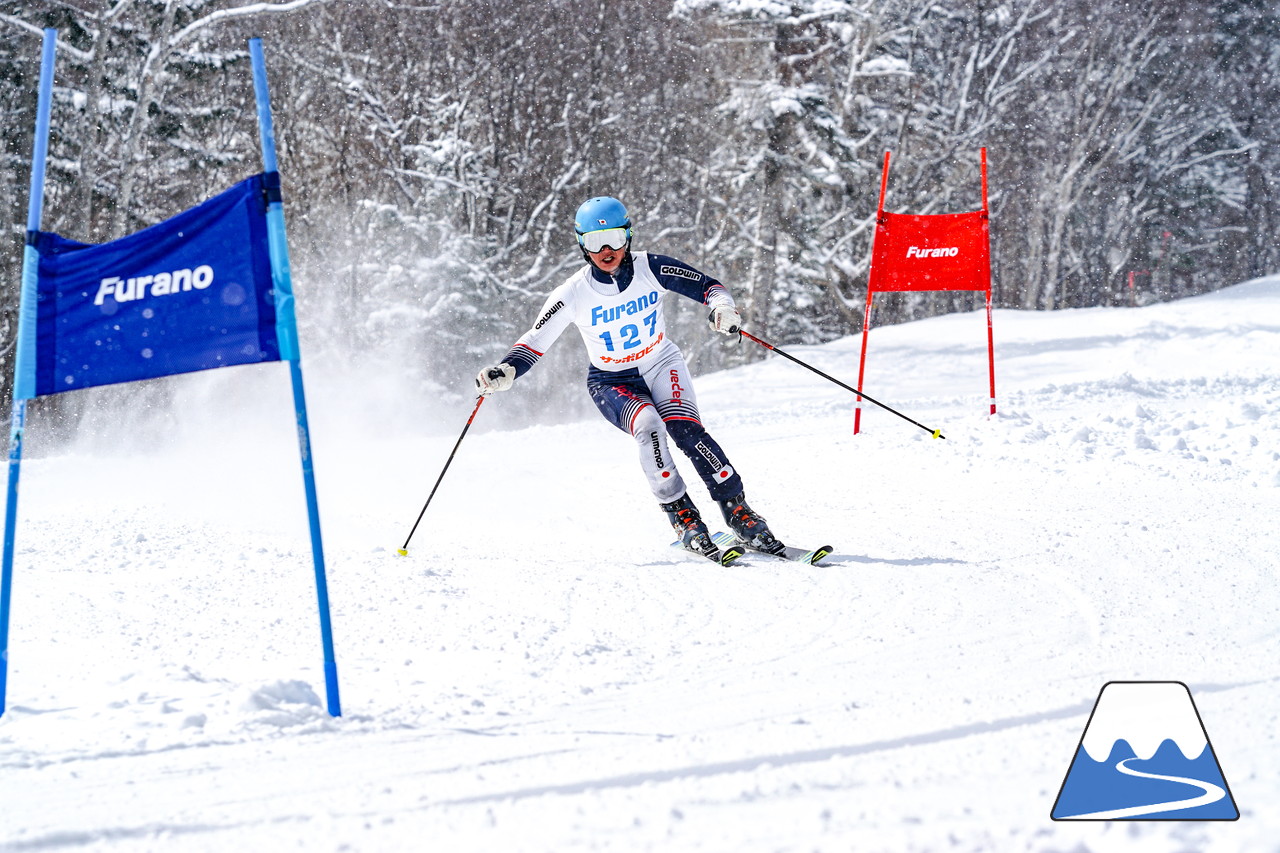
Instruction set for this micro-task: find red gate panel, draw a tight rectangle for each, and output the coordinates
[868,210,990,293]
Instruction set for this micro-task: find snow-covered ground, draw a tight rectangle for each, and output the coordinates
[2,278,1278,852]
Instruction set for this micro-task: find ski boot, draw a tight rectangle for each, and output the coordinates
[661,494,718,558]
[717,492,785,555]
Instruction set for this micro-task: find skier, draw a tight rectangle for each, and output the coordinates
[475,196,784,560]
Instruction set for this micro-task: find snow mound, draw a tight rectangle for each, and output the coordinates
[235,680,326,728]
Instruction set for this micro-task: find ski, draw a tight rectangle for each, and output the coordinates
[669,535,747,566]
[711,532,832,566]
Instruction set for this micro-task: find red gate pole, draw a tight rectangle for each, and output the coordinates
[981,148,996,416]
[854,295,874,435]
[985,291,997,415]
[855,150,892,435]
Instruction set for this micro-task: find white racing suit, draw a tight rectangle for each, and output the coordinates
[501,251,744,503]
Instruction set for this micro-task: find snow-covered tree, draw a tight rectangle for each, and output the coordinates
[2,0,1277,418]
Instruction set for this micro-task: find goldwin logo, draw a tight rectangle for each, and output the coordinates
[694,440,723,469]
[659,265,701,282]
[906,246,959,258]
[534,300,565,330]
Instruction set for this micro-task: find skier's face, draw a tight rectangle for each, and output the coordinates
[588,242,626,275]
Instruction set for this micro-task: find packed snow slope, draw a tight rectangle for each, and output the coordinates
[1,278,1278,852]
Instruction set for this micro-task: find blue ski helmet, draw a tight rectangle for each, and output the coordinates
[574,196,632,250]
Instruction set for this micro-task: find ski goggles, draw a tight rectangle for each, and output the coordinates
[578,227,629,253]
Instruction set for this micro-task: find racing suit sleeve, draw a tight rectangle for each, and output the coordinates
[646,253,736,309]
[500,285,575,379]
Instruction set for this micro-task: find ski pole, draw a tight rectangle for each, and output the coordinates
[398,394,487,555]
[738,329,945,440]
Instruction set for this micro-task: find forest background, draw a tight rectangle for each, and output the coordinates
[1,0,1276,426]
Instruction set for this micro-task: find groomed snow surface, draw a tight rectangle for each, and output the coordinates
[2,279,1278,852]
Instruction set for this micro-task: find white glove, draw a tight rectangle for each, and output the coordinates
[708,305,742,335]
[476,363,515,395]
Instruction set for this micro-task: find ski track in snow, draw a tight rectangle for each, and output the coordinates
[1,279,1278,851]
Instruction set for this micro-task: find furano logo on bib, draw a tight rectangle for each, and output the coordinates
[590,291,659,325]
[94,264,215,306]
[906,246,959,259]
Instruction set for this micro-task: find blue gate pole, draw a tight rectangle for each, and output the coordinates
[249,38,341,717]
[1,29,58,718]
